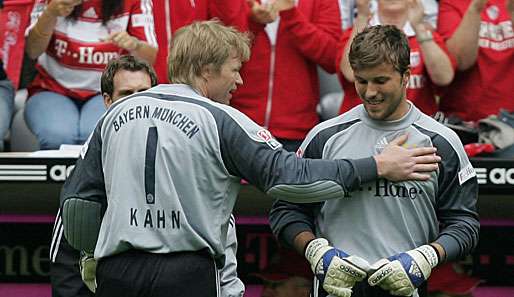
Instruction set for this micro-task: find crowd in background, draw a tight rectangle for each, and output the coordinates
[0,0,512,296]
[0,0,512,154]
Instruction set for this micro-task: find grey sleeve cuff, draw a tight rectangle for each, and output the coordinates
[279,222,315,248]
[435,234,461,262]
[352,157,378,184]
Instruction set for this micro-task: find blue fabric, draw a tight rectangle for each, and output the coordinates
[0,79,14,151]
[388,253,425,287]
[24,91,106,149]
[319,247,350,283]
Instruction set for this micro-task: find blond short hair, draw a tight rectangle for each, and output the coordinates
[168,20,251,84]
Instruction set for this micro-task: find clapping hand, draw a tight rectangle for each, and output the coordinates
[407,0,425,28]
[247,0,278,24]
[355,0,371,18]
[102,31,141,52]
[271,0,295,12]
[47,0,82,17]
[471,0,489,12]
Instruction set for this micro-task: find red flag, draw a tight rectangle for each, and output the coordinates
[0,0,34,89]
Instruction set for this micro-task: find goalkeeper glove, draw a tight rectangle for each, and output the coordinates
[79,251,97,293]
[368,245,439,296]
[305,238,370,297]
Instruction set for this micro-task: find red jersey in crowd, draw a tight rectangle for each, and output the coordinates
[230,0,342,140]
[152,0,247,83]
[438,0,514,121]
[27,0,157,101]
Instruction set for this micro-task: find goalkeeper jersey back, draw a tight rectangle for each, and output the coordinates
[61,84,378,264]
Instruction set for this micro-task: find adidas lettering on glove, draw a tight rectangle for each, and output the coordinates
[368,245,439,296]
[305,238,370,297]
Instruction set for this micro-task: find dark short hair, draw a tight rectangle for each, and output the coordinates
[349,25,410,75]
[101,55,158,97]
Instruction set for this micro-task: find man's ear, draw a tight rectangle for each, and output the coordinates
[200,64,214,81]
[103,93,112,108]
[402,69,411,87]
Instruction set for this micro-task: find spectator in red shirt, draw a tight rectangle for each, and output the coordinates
[230,0,343,152]
[437,0,514,121]
[337,0,456,116]
[151,0,248,83]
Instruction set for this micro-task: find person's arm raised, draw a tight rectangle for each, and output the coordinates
[26,0,82,59]
[409,0,454,86]
[340,0,371,82]
[445,0,487,70]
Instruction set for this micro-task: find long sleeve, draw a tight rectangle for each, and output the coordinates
[215,106,377,203]
[431,132,480,261]
[413,122,480,261]
[279,0,342,73]
[269,200,322,247]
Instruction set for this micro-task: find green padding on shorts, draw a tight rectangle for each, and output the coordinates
[63,198,102,253]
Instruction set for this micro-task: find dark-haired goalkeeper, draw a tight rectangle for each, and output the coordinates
[270,25,479,297]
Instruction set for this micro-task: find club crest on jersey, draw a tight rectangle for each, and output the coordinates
[458,163,476,185]
[257,129,281,150]
[486,5,499,20]
[410,52,421,67]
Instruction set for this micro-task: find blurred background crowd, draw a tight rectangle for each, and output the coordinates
[0,0,513,296]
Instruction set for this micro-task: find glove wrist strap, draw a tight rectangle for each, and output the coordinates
[304,238,329,259]
[416,244,439,268]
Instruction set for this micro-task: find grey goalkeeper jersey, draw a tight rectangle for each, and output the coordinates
[270,103,480,262]
[61,84,378,264]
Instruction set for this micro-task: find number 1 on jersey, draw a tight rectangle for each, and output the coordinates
[145,127,158,204]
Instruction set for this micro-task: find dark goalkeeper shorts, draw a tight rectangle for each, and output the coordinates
[95,249,219,297]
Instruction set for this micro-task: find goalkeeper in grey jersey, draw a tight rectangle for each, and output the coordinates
[60,21,441,297]
[269,25,479,297]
